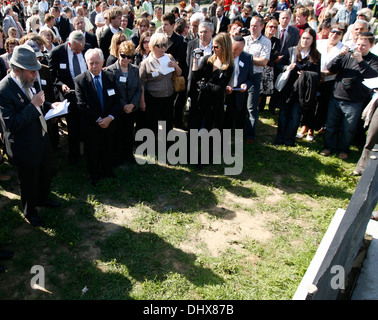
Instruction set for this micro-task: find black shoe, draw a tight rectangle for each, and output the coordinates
[25,213,45,227]
[38,198,61,208]
[0,250,13,260]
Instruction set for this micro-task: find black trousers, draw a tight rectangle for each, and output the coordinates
[65,100,81,162]
[112,112,136,165]
[144,91,175,134]
[84,122,116,181]
[18,136,52,216]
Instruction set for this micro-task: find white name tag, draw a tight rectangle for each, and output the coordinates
[60,63,67,69]
[239,61,244,68]
[152,71,159,77]
[31,87,36,94]
[119,76,127,83]
[107,89,115,96]
[41,79,47,85]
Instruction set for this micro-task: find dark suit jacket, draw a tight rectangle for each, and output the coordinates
[106,61,142,111]
[55,15,72,43]
[99,26,121,63]
[38,64,55,103]
[211,15,230,35]
[279,25,300,55]
[85,31,98,48]
[166,31,188,78]
[232,51,254,108]
[74,70,122,128]
[48,42,91,95]
[186,38,201,95]
[0,74,51,167]
[231,14,251,29]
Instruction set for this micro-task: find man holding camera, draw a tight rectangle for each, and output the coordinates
[321,32,378,160]
[186,21,214,129]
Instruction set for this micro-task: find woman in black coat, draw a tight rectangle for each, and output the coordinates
[191,32,234,131]
[275,28,321,146]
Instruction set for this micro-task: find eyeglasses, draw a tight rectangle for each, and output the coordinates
[268,25,278,29]
[155,42,168,48]
[330,30,342,35]
[213,45,219,49]
[120,53,133,59]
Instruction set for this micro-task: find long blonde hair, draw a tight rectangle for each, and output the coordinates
[109,31,127,57]
[208,32,233,70]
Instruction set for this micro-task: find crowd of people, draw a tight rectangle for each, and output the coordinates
[0,0,378,270]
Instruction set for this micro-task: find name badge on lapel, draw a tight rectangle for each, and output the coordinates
[60,63,67,69]
[119,76,127,83]
[107,89,115,96]
[41,79,47,85]
[239,61,244,68]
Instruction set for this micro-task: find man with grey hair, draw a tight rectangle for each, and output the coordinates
[185,11,205,42]
[49,30,91,165]
[343,19,370,50]
[74,48,122,186]
[3,5,22,38]
[186,21,214,129]
[0,44,61,227]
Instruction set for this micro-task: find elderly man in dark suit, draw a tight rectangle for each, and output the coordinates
[224,36,254,130]
[277,10,300,55]
[0,44,61,227]
[49,31,90,165]
[74,48,122,186]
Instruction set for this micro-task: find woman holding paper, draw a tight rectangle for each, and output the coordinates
[139,32,182,134]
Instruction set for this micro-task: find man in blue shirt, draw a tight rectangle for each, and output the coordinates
[334,0,357,25]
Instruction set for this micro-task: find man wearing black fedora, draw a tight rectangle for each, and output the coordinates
[0,44,61,228]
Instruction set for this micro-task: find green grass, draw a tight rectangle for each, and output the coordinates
[0,111,370,300]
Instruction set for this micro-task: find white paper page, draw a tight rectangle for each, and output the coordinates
[158,55,175,75]
[44,99,70,121]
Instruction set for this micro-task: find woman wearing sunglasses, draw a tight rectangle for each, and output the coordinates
[139,32,182,135]
[106,41,142,165]
[314,24,345,137]
[191,32,234,132]
[259,18,281,115]
[274,27,321,146]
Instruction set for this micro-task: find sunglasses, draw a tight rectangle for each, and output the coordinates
[268,25,278,29]
[330,30,342,35]
[120,53,133,59]
[155,42,168,48]
[213,45,219,49]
